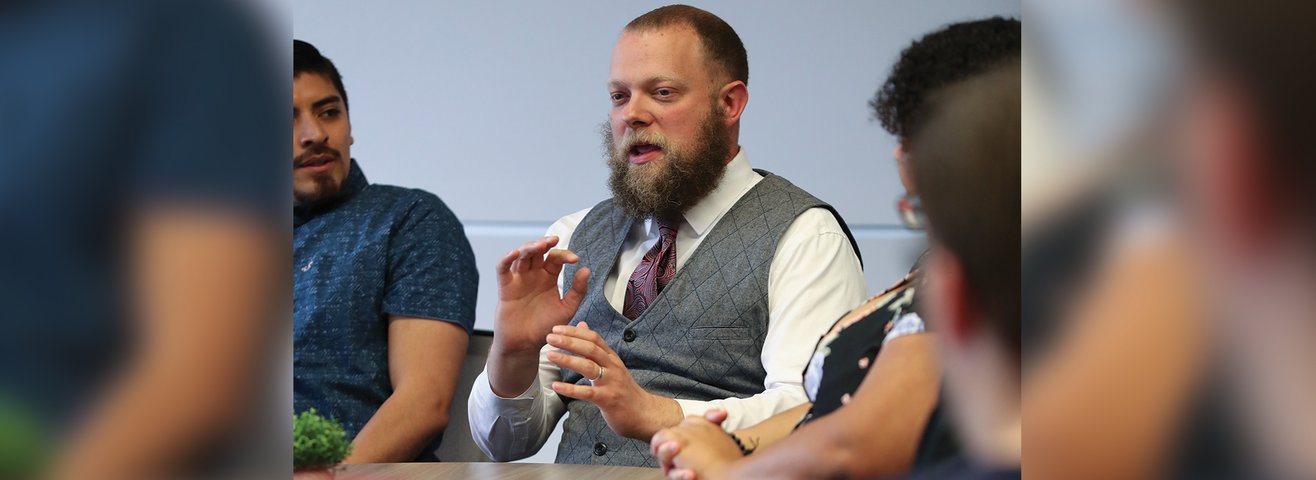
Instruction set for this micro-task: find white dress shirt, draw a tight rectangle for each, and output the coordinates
[469,150,867,461]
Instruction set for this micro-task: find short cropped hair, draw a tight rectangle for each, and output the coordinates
[911,62,1022,364]
[625,4,749,86]
[294,39,349,111]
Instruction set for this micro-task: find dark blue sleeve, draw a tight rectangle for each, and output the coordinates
[383,192,479,333]
[129,0,285,219]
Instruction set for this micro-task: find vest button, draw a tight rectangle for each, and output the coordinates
[593,442,608,456]
[623,329,637,342]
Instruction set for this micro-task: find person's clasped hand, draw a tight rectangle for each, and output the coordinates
[650,409,743,480]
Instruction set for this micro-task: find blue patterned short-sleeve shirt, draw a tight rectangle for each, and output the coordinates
[293,159,477,459]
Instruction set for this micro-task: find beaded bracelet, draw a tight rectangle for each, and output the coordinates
[726,431,758,456]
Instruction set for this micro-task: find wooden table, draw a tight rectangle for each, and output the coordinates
[297,462,666,479]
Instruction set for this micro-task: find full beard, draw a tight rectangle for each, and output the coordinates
[602,108,729,220]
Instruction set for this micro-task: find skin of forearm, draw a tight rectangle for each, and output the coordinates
[731,336,940,479]
[344,388,449,463]
[52,349,254,479]
[486,343,545,398]
[348,316,465,463]
[626,393,686,441]
[725,422,860,480]
[731,402,811,452]
[54,212,277,479]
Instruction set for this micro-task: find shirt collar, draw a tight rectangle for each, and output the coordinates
[294,158,368,226]
[647,148,759,237]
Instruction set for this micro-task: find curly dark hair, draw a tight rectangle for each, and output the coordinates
[872,17,1020,141]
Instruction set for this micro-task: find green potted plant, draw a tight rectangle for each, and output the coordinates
[293,408,351,476]
[0,400,51,479]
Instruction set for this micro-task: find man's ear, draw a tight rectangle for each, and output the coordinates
[346,108,355,146]
[1193,77,1283,256]
[928,249,977,348]
[718,80,748,126]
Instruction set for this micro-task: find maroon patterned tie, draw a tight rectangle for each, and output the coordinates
[623,218,679,320]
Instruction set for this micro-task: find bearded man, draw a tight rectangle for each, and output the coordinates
[468,4,867,467]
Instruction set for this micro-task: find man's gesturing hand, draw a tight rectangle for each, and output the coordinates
[487,236,590,398]
[493,236,590,354]
[548,322,684,441]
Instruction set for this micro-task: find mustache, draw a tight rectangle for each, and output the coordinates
[614,129,669,156]
[294,145,341,167]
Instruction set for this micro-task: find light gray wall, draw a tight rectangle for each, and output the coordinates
[294,0,1019,463]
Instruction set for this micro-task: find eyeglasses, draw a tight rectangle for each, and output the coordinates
[896,194,926,230]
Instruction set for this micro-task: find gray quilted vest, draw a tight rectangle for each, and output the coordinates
[554,170,860,466]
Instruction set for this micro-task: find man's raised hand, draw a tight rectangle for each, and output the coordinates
[493,236,590,355]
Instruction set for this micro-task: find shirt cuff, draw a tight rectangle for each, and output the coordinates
[470,370,547,461]
[490,374,541,401]
[673,398,733,430]
[479,371,543,422]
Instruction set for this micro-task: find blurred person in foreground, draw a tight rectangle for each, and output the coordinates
[648,17,1020,480]
[467,4,867,466]
[0,0,286,478]
[292,40,479,463]
[1023,1,1316,478]
[1171,1,1316,477]
[909,61,1021,480]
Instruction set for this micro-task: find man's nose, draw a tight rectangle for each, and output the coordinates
[621,96,653,129]
[296,118,327,149]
